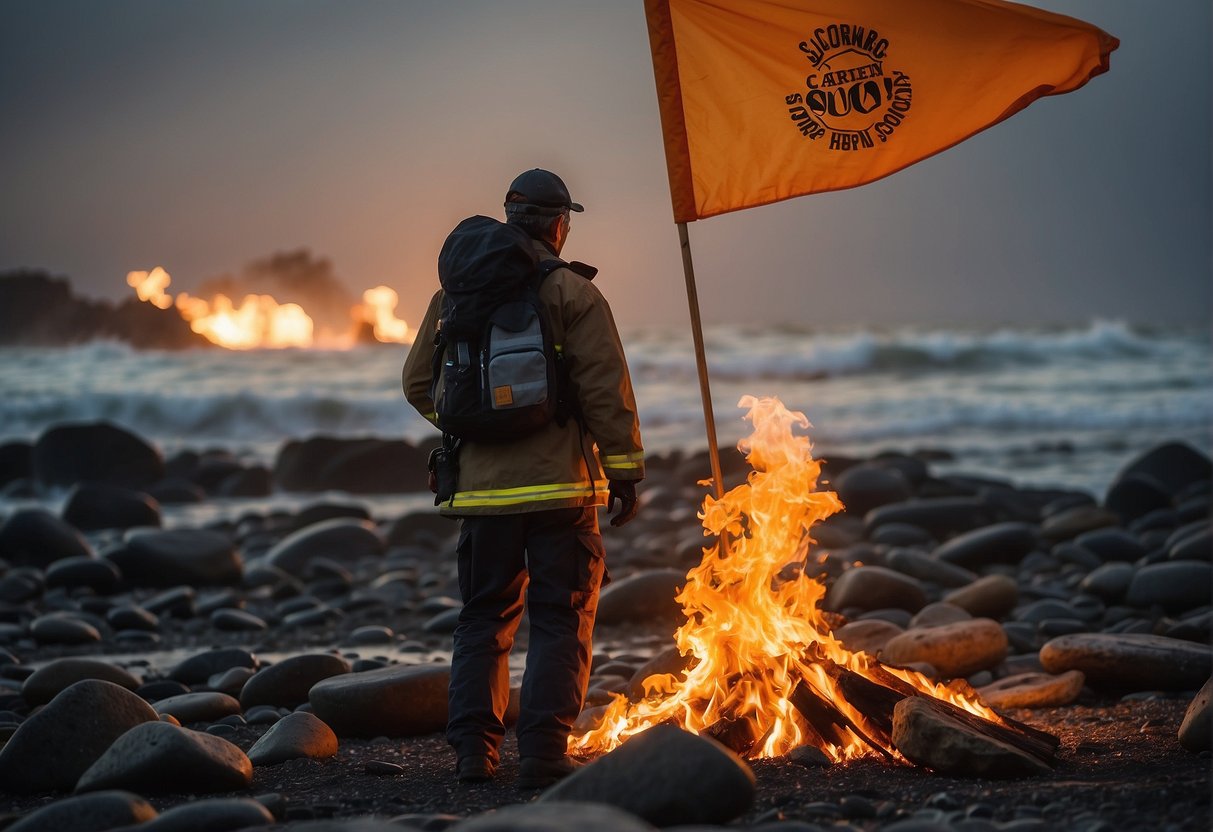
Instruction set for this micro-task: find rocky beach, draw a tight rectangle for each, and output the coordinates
[0,420,1209,832]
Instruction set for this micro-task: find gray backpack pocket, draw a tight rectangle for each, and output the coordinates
[486,318,550,411]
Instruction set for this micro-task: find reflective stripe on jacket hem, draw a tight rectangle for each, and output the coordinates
[447,481,610,509]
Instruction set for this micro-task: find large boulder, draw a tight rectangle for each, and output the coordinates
[942,575,1019,620]
[1125,561,1213,613]
[832,619,905,657]
[309,663,450,737]
[885,547,977,588]
[932,522,1037,569]
[1073,528,1147,562]
[1078,562,1135,603]
[168,648,258,685]
[137,798,274,832]
[247,711,339,765]
[541,725,754,826]
[1040,633,1213,691]
[864,498,996,539]
[30,613,101,645]
[1114,441,1212,499]
[823,565,927,613]
[22,658,141,705]
[977,671,1085,709]
[62,482,161,531]
[32,421,164,490]
[881,618,1008,678]
[0,508,93,568]
[6,791,158,832]
[1104,473,1173,524]
[452,802,655,832]
[240,653,352,709]
[1040,505,1120,542]
[106,528,242,587]
[0,680,158,793]
[833,464,913,516]
[153,692,242,724]
[264,518,384,573]
[274,436,429,493]
[45,556,123,594]
[75,721,253,794]
[596,569,686,626]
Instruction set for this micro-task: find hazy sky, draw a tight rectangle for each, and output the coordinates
[1,0,1209,330]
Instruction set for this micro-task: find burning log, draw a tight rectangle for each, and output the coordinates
[829,661,1060,764]
[788,681,896,762]
[704,716,762,757]
[785,658,1059,769]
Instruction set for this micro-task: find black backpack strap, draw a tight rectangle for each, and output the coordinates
[536,259,597,282]
[536,259,565,284]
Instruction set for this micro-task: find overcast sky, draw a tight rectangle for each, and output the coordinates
[1,0,1209,330]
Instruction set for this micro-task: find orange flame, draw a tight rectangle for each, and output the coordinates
[571,396,1001,762]
[174,292,313,350]
[355,285,410,344]
[126,266,411,350]
[126,267,173,309]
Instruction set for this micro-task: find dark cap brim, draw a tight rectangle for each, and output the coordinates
[568,202,584,213]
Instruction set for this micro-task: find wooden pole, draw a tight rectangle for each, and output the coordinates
[677,221,725,500]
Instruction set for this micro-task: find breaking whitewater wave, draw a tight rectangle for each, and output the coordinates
[0,320,1208,492]
[627,320,1186,382]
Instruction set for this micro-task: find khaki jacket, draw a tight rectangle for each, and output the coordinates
[402,238,644,515]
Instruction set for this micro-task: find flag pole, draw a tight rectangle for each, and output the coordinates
[677,221,726,501]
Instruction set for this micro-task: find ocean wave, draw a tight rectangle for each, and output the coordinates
[0,390,434,448]
[628,320,1201,381]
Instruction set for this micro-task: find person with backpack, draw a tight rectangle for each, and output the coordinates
[402,168,645,789]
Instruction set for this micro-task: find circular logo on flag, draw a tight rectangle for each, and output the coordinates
[784,24,913,151]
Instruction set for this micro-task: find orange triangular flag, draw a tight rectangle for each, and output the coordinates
[646,0,1118,222]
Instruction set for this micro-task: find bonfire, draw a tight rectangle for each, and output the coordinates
[573,395,1056,767]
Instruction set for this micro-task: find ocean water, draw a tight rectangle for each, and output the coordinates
[1,320,1209,499]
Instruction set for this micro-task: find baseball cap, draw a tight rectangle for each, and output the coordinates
[505,169,584,213]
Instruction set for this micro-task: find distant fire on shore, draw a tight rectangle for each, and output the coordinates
[126,266,410,350]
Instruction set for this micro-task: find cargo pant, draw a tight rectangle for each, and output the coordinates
[446,506,606,763]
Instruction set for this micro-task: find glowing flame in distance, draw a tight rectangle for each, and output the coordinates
[125,266,412,349]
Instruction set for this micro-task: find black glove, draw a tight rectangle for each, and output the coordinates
[607,479,640,527]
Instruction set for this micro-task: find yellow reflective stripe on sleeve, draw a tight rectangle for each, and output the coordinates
[450,480,609,508]
[603,461,643,470]
[601,451,645,464]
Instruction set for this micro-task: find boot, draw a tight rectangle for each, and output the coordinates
[517,755,581,789]
[456,754,496,783]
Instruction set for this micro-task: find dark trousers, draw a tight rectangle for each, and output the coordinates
[447,506,606,762]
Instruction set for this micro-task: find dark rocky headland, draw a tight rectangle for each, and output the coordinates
[0,271,210,350]
[0,420,1209,831]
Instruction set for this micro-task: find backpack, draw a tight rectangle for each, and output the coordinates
[429,215,566,443]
